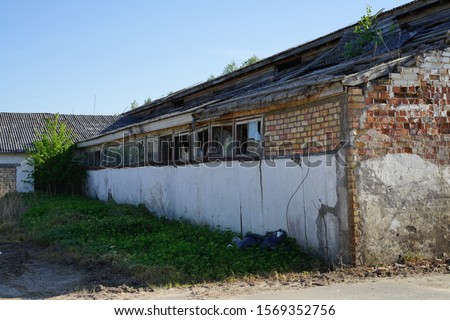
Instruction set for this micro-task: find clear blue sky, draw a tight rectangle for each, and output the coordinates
[1,0,409,115]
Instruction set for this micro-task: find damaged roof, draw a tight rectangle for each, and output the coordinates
[0,113,138,153]
[79,0,450,144]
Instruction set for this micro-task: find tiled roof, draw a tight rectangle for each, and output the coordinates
[0,113,136,153]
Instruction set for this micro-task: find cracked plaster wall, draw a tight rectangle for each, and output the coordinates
[357,154,450,264]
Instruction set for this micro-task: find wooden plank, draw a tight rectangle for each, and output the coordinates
[343,55,413,86]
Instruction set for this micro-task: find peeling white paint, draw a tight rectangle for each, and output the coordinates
[389,218,400,232]
[364,154,438,188]
[357,153,450,264]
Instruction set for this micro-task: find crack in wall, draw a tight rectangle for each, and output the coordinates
[258,160,264,217]
[239,198,243,236]
[302,180,309,251]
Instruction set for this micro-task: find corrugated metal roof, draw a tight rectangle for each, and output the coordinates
[0,113,137,153]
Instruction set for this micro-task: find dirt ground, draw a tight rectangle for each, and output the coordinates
[1,241,449,300]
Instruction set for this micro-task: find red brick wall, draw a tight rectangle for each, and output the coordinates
[356,83,450,164]
[346,48,450,264]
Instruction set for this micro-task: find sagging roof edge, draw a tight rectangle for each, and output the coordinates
[77,106,204,148]
[77,78,347,148]
[77,0,448,148]
[123,0,432,115]
[342,55,414,86]
[77,49,420,149]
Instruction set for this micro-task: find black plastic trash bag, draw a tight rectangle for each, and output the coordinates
[260,230,287,249]
[230,229,287,249]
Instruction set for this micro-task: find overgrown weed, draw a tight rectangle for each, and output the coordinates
[0,192,36,242]
[15,193,324,287]
[0,192,28,224]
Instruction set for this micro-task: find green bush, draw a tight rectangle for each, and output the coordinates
[26,114,85,194]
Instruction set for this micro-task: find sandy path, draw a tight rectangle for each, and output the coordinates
[1,241,449,300]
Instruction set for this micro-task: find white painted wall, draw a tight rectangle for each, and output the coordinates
[86,155,344,261]
[0,154,34,192]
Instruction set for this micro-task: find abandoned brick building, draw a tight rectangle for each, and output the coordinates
[4,0,449,265]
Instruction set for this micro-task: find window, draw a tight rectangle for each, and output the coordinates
[124,142,140,166]
[83,150,100,167]
[82,151,89,166]
[101,142,122,167]
[146,136,159,163]
[236,119,262,156]
[94,150,101,166]
[174,133,190,162]
[194,128,208,160]
[159,135,172,163]
[137,140,145,165]
[210,125,233,157]
[276,57,302,74]
[173,99,184,108]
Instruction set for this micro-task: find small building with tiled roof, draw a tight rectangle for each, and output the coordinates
[0,113,130,195]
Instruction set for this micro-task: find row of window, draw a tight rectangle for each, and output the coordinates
[82,119,262,167]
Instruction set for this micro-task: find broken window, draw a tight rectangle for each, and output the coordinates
[146,136,159,164]
[174,133,190,162]
[210,125,233,157]
[82,151,89,166]
[173,99,184,108]
[124,142,140,166]
[101,142,122,167]
[236,119,262,156]
[137,140,145,165]
[276,57,302,74]
[194,128,209,160]
[93,150,101,167]
[159,135,172,163]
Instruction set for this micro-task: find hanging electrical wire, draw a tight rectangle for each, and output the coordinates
[285,159,310,236]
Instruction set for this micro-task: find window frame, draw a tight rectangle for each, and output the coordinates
[193,126,209,161]
[146,135,159,164]
[101,142,122,167]
[174,131,191,162]
[209,123,233,158]
[234,117,263,157]
[159,134,173,163]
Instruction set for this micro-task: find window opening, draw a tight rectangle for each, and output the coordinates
[210,125,233,157]
[174,133,190,162]
[236,120,262,156]
[159,135,172,163]
[194,128,208,160]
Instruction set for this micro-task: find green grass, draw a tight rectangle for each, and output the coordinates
[17,193,322,286]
